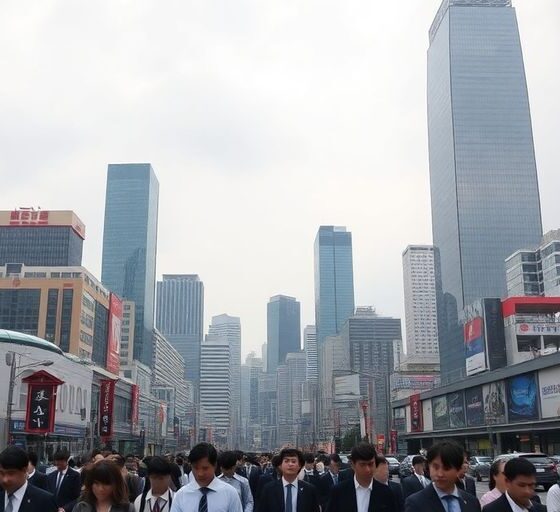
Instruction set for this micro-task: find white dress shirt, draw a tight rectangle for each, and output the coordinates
[4,481,28,512]
[354,476,373,512]
[282,477,298,512]
[170,476,242,512]
[218,474,254,512]
[547,484,560,512]
[134,489,174,512]
[414,472,428,488]
[505,491,530,512]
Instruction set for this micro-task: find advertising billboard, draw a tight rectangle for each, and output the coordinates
[391,374,439,391]
[539,367,560,419]
[483,299,507,370]
[422,399,433,431]
[432,395,449,430]
[448,391,466,428]
[334,374,361,401]
[99,379,116,440]
[507,373,539,422]
[464,317,486,376]
[106,294,122,375]
[393,407,406,433]
[465,386,484,427]
[410,394,423,432]
[483,381,506,424]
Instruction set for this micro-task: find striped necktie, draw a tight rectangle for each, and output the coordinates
[199,487,209,512]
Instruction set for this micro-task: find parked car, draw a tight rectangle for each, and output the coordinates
[399,455,415,479]
[386,457,400,477]
[495,453,557,490]
[467,456,492,481]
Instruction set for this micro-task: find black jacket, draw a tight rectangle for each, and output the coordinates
[256,479,320,512]
[47,467,82,508]
[28,470,50,491]
[401,474,426,499]
[404,483,481,512]
[482,493,546,512]
[325,477,397,512]
[0,484,57,512]
[318,472,339,506]
[457,476,477,497]
[388,480,405,512]
[246,465,261,498]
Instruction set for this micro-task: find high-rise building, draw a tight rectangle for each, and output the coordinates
[402,245,439,355]
[304,325,318,382]
[0,210,85,266]
[200,334,231,447]
[102,163,159,367]
[314,226,355,347]
[156,275,204,384]
[119,301,136,367]
[266,295,301,373]
[276,351,306,447]
[208,314,241,447]
[505,230,560,298]
[428,0,542,382]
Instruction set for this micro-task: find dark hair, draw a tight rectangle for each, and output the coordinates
[489,458,506,490]
[279,448,304,469]
[234,450,244,461]
[188,443,218,466]
[0,447,29,470]
[218,451,239,470]
[147,456,172,476]
[112,454,126,468]
[412,455,426,466]
[271,455,282,468]
[303,453,315,464]
[350,443,377,463]
[28,451,39,467]
[329,454,342,465]
[376,455,388,466]
[81,461,129,505]
[176,456,184,466]
[504,458,537,481]
[53,450,70,462]
[426,441,464,470]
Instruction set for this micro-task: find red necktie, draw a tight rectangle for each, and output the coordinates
[152,499,161,512]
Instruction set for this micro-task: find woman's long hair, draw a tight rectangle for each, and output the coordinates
[488,458,505,491]
[80,460,129,506]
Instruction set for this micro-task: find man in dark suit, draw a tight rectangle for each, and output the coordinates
[374,455,404,512]
[244,457,261,499]
[319,454,342,507]
[325,443,397,512]
[482,458,546,512]
[255,454,282,506]
[26,451,49,491]
[47,450,81,510]
[301,453,321,489]
[0,446,57,512]
[401,455,429,499]
[256,448,320,512]
[404,441,480,512]
[457,452,477,497]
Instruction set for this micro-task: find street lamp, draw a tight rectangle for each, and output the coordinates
[5,351,54,449]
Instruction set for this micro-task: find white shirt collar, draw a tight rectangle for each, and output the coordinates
[505,491,530,512]
[28,469,36,479]
[146,489,173,501]
[185,476,223,492]
[433,484,460,499]
[5,481,28,507]
[354,476,373,491]
[282,477,298,488]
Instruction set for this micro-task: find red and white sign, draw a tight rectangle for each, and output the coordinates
[376,434,385,453]
[106,294,122,375]
[410,394,423,432]
[517,323,560,336]
[99,379,117,440]
[9,210,49,225]
[131,385,139,435]
[23,371,64,435]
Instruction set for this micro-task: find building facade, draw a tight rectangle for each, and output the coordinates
[156,275,204,384]
[276,351,306,447]
[304,325,318,382]
[428,0,543,383]
[266,295,301,373]
[101,163,159,367]
[402,245,438,355]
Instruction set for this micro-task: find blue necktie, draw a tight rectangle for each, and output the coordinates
[443,494,460,512]
[199,487,209,512]
[286,484,293,512]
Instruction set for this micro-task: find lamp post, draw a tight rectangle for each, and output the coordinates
[4,351,54,449]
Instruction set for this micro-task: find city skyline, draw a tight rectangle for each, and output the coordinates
[2,1,559,358]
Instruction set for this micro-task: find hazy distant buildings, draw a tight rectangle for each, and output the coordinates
[266,295,301,373]
[276,351,306,446]
[101,163,159,367]
[304,325,318,382]
[428,0,542,382]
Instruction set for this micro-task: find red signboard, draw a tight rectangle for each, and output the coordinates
[464,317,483,343]
[9,210,49,225]
[99,379,117,440]
[410,394,423,432]
[23,371,64,434]
[376,434,385,453]
[106,294,122,375]
[390,430,398,453]
[131,384,139,435]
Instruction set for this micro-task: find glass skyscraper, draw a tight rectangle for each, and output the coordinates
[266,295,301,374]
[101,163,159,367]
[314,226,355,347]
[428,0,542,382]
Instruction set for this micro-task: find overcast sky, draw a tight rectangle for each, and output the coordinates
[1,1,559,359]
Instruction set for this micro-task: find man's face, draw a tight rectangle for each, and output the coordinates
[429,456,459,493]
[192,458,216,488]
[375,462,389,483]
[351,458,376,486]
[305,462,314,471]
[221,466,236,478]
[413,463,425,475]
[149,474,171,496]
[0,465,27,494]
[281,457,301,480]
[329,462,340,475]
[54,459,68,471]
[506,474,537,507]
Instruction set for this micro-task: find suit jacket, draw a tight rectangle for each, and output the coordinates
[246,465,261,498]
[302,469,321,489]
[404,483,481,512]
[256,479,320,512]
[457,475,477,497]
[0,484,57,512]
[388,480,405,512]
[318,472,338,506]
[28,470,50,491]
[47,467,82,508]
[482,493,546,512]
[401,474,426,499]
[255,470,280,505]
[325,477,397,512]
[338,468,354,482]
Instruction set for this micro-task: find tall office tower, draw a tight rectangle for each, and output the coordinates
[208,314,241,447]
[314,226,355,347]
[428,0,542,382]
[402,246,439,355]
[102,163,159,367]
[200,334,231,447]
[156,274,204,384]
[241,353,264,450]
[304,325,318,382]
[0,209,85,266]
[266,295,301,373]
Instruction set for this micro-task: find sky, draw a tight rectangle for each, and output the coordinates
[1,1,559,359]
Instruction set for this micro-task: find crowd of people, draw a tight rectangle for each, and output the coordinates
[0,439,556,511]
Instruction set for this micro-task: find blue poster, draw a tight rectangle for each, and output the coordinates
[507,373,538,422]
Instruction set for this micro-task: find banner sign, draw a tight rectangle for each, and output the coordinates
[517,323,560,335]
[106,294,122,375]
[507,373,539,422]
[131,384,140,435]
[23,371,64,435]
[539,367,560,419]
[432,395,449,430]
[483,381,507,424]
[390,430,398,453]
[464,317,486,376]
[448,391,466,428]
[465,386,484,427]
[410,394,423,432]
[99,379,117,439]
[376,434,385,453]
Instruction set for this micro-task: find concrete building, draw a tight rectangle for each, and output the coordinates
[304,325,318,382]
[266,295,301,373]
[258,372,277,451]
[402,245,439,355]
[276,351,306,446]
[119,301,135,367]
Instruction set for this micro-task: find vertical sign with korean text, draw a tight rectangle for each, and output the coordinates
[99,379,116,440]
[23,371,64,435]
[106,294,122,375]
[131,384,139,435]
[410,394,423,432]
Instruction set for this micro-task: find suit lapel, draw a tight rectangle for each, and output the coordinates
[296,482,305,512]
[0,490,5,512]
[426,485,447,512]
